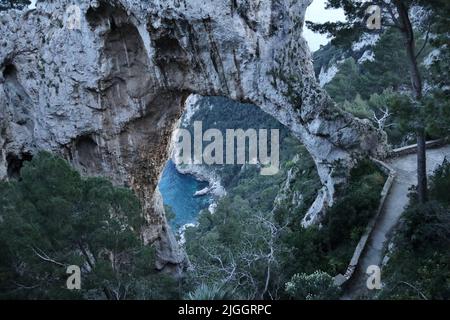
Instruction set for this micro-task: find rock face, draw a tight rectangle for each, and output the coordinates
[0,0,386,270]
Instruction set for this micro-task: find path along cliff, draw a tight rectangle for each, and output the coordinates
[343,144,450,299]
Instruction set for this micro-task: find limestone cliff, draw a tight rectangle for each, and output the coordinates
[0,0,387,271]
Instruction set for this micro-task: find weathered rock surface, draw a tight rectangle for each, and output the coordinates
[0,0,387,270]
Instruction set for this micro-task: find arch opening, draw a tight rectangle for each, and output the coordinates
[157,94,321,234]
[81,0,386,272]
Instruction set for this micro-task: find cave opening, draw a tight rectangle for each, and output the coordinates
[3,64,17,78]
[74,135,101,174]
[6,152,33,179]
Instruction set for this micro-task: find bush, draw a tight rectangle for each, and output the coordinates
[429,159,450,206]
[285,271,341,300]
[185,283,231,300]
[380,160,450,299]
[320,159,385,273]
[0,152,180,300]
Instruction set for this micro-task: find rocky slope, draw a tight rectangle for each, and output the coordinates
[313,34,380,87]
[0,0,386,271]
[169,95,226,214]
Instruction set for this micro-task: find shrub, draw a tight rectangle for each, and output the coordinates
[285,271,341,300]
[429,159,450,205]
[0,152,180,299]
[185,283,231,300]
[380,160,450,299]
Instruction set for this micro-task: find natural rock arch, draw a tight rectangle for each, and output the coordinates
[0,0,386,271]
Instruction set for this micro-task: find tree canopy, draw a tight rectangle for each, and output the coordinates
[0,152,178,299]
[0,0,31,11]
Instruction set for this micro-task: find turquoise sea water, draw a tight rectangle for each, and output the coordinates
[159,160,211,230]
[158,96,287,230]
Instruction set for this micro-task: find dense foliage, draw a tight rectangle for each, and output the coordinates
[177,97,292,188]
[281,159,385,277]
[285,271,341,300]
[380,160,450,299]
[1,0,447,301]
[184,152,385,299]
[0,152,179,299]
[312,0,449,207]
[183,140,320,300]
[317,24,449,147]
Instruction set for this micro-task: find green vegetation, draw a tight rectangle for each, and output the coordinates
[318,24,450,148]
[285,271,341,300]
[0,152,179,300]
[379,160,450,299]
[0,105,387,300]
[310,0,450,204]
[185,283,231,300]
[324,58,362,104]
[312,43,344,77]
[323,28,411,103]
[178,97,292,188]
[183,140,320,300]
[184,150,385,299]
[281,159,385,277]
[309,0,450,300]
[1,0,447,301]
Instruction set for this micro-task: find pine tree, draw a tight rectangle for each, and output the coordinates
[0,152,172,299]
[308,0,450,204]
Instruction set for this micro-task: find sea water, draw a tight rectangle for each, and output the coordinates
[159,160,211,230]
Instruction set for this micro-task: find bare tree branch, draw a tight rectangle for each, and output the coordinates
[371,106,394,130]
[31,247,67,267]
[398,281,428,300]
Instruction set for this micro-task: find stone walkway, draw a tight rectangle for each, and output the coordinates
[343,145,450,299]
